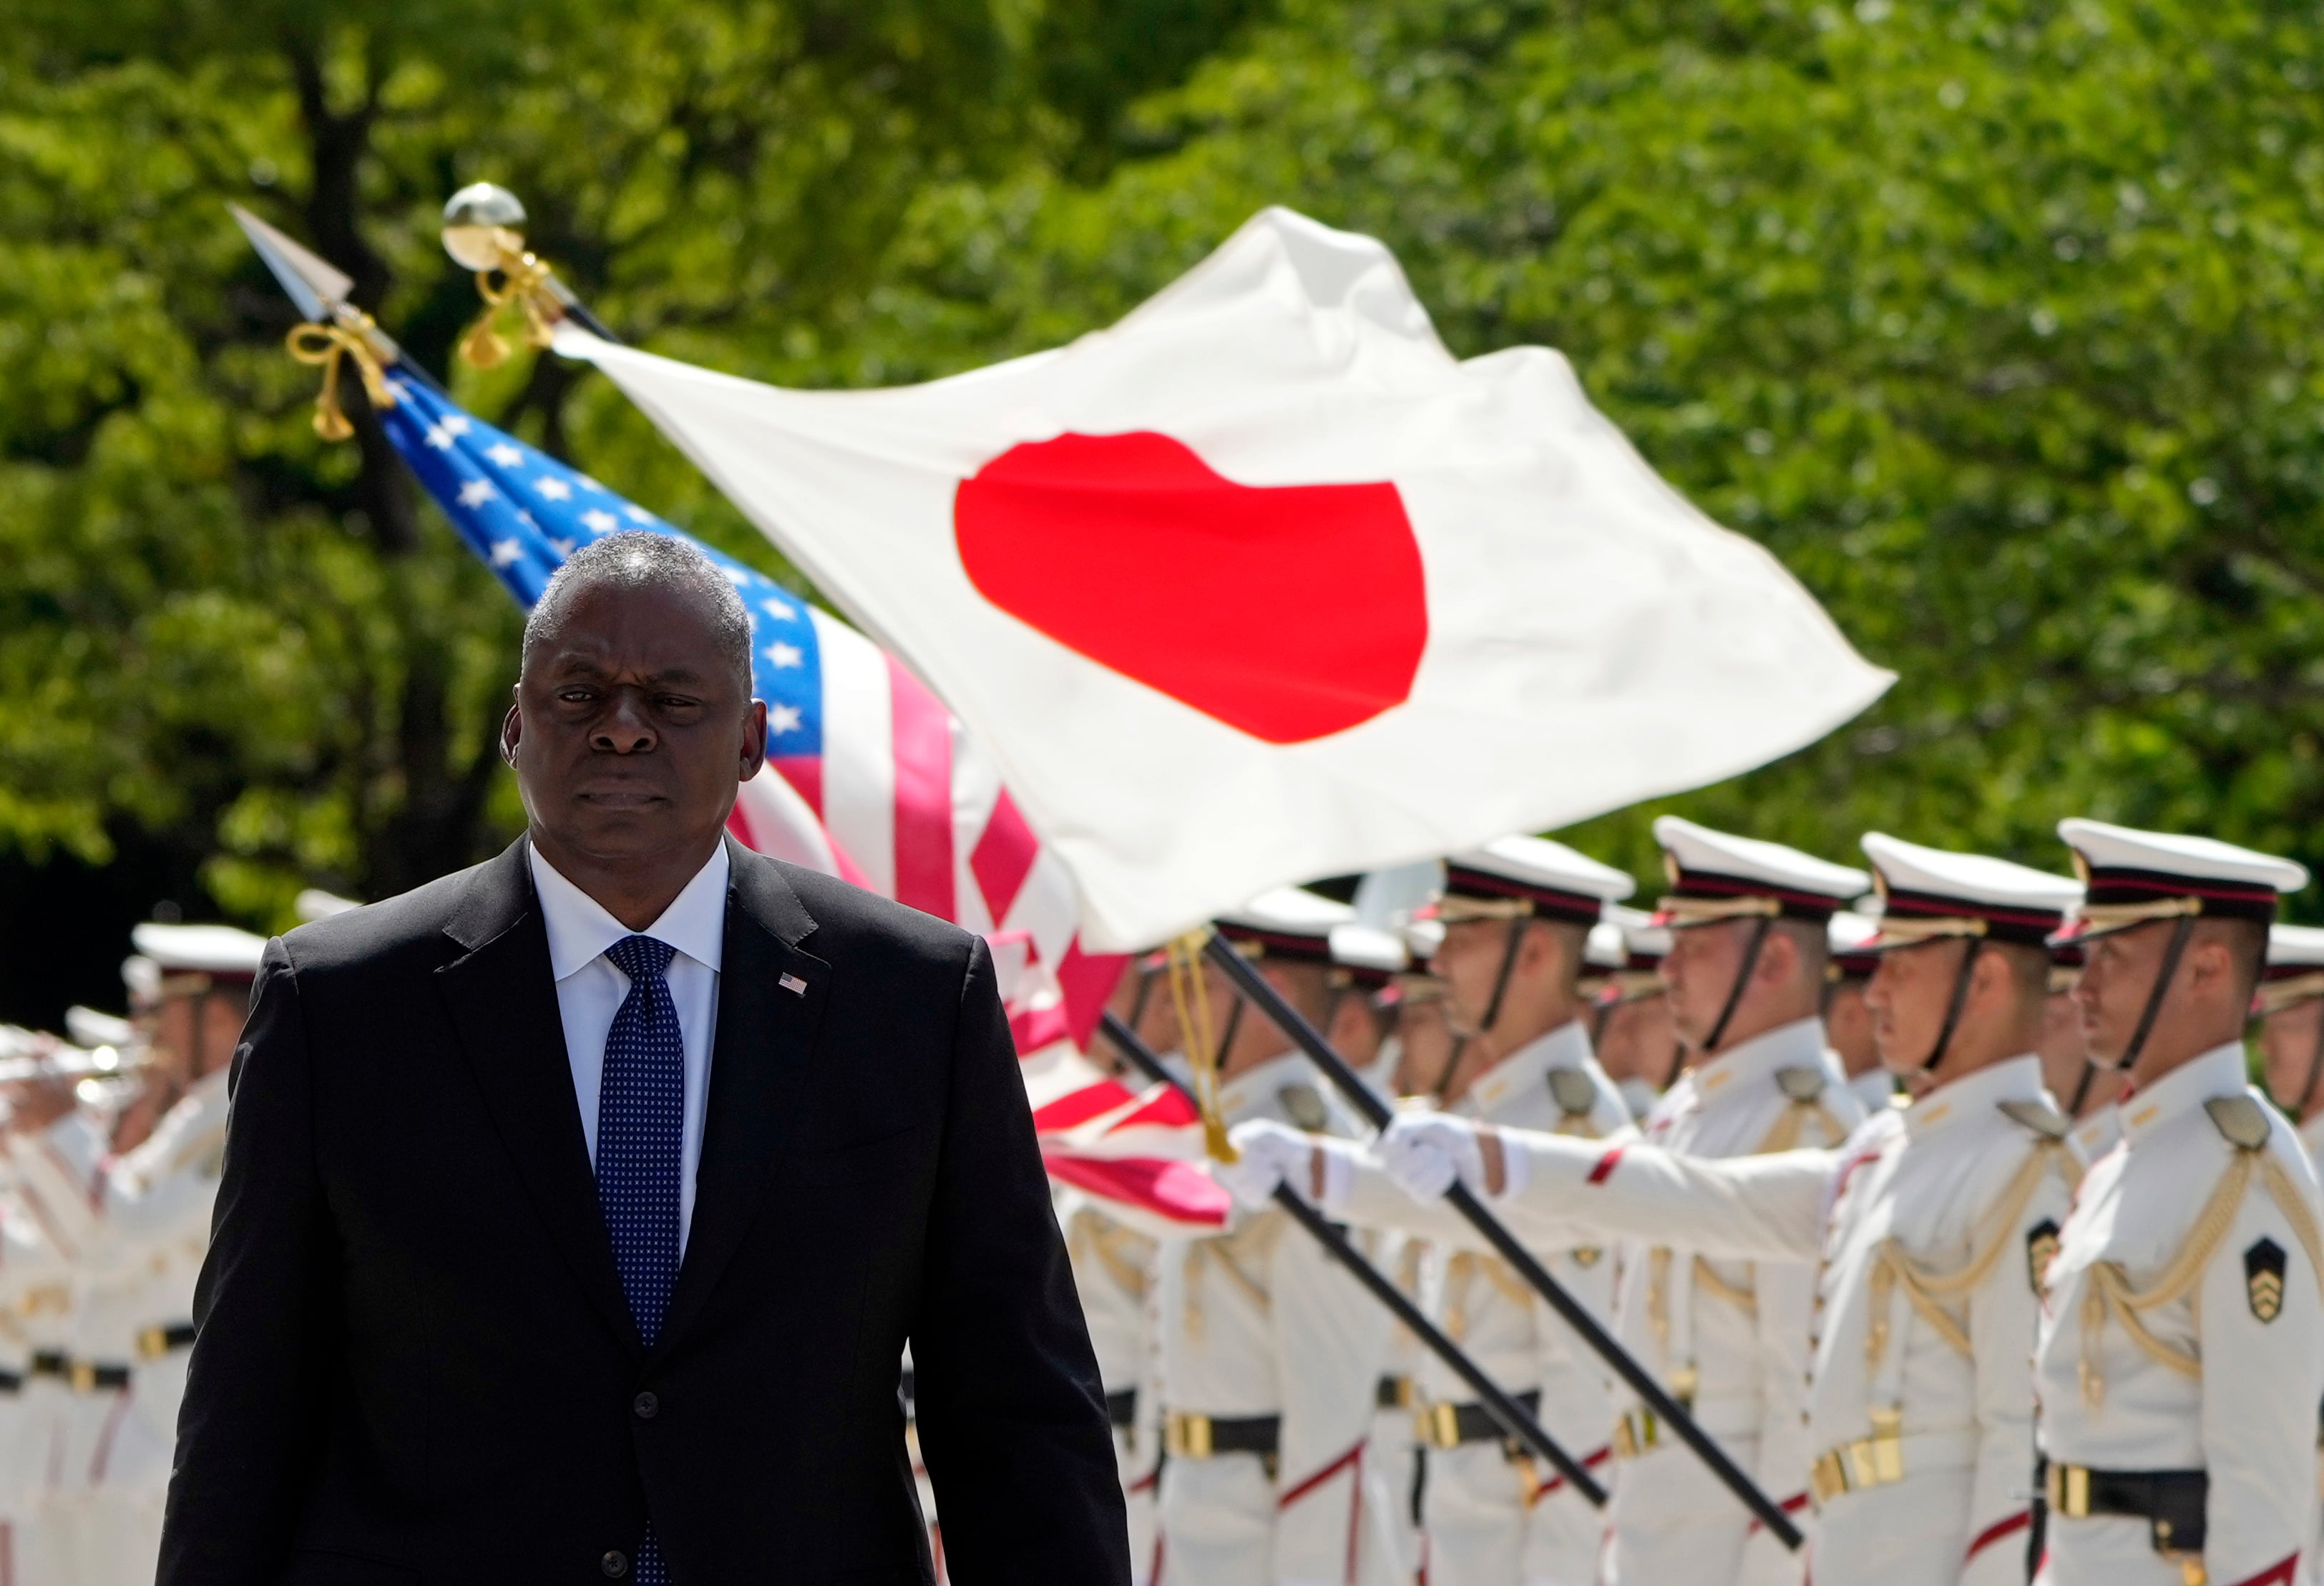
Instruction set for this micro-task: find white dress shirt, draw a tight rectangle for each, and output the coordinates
[528,841,728,1252]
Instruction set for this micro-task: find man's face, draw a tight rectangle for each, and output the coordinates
[2073,922,2173,1068]
[1391,995,1455,1096]
[2259,998,2324,1113]
[1430,918,1518,1036]
[1596,993,1678,1088]
[1864,940,1971,1075]
[505,581,766,870]
[2036,987,2089,1101]
[1659,919,1754,1049]
[1822,979,1878,1076]
[152,987,251,1082]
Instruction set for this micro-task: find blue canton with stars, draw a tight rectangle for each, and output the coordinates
[377,372,822,756]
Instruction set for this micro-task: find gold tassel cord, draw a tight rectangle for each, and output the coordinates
[458,252,562,369]
[1868,1139,2081,1369]
[285,323,397,441]
[1164,930,1238,1164]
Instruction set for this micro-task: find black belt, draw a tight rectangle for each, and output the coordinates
[29,1350,69,1381]
[2039,1459,2207,1557]
[1420,1389,1541,1451]
[1375,1374,1415,1411]
[139,1322,197,1358]
[1164,1411,1280,1460]
[70,1361,132,1393]
[1105,1388,1138,1429]
[0,1368,20,1394]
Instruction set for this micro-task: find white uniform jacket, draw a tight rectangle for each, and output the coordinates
[2034,1043,2324,1586]
[1493,1055,2077,1586]
[1158,1051,1392,1586]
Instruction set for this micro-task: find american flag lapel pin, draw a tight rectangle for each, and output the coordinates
[778,973,809,996]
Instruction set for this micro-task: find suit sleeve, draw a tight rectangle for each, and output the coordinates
[1961,1152,2071,1586]
[157,940,333,1586]
[910,936,1133,1586]
[1491,1131,1832,1264]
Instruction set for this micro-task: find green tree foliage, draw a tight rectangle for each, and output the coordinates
[7,0,2324,1021]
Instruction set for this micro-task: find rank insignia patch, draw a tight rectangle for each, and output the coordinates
[1279,1084,1329,1133]
[2247,1236,2288,1323]
[2026,1218,2061,1295]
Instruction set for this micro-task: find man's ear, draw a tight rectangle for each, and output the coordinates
[1756,925,1799,987]
[501,699,523,765]
[740,699,769,779]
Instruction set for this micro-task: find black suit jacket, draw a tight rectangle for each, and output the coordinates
[160,836,1128,1586]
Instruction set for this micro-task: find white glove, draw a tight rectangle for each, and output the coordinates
[1380,1111,1485,1202]
[1214,1119,1317,1211]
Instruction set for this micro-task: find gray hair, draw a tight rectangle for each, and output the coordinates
[522,531,754,698]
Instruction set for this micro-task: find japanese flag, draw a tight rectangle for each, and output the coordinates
[560,207,1892,951]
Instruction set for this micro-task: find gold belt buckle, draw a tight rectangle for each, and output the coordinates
[1812,1449,1848,1503]
[1419,1401,1462,1449]
[1869,1409,1904,1485]
[2046,1462,2091,1518]
[137,1326,168,1361]
[1383,1375,1415,1410]
[67,1360,95,1394]
[1611,1409,1659,1459]
[1165,1412,1214,1459]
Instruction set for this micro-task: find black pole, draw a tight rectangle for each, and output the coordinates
[1198,933,1805,1550]
[1098,1012,1606,1507]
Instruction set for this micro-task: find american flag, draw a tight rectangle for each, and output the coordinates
[372,371,1221,1230]
[371,371,1129,1059]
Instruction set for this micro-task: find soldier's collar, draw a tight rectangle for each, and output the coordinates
[1689,1015,1827,1103]
[1902,1053,2044,1138]
[2118,1041,2251,1149]
[1455,1018,1591,1122]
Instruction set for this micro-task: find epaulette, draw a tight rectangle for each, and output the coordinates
[1998,1097,2070,1141]
[2205,1094,2272,1152]
[1774,1066,1827,1103]
[1548,1068,1599,1119]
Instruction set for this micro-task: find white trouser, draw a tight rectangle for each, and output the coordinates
[1357,1409,1418,1586]
[2034,1516,2206,1586]
[1116,1425,1160,1586]
[1602,1433,1784,1586]
[1810,1470,1976,1586]
[1161,1451,1274,1586]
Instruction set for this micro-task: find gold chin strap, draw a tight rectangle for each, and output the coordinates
[285,321,398,441]
[1165,930,1238,1163]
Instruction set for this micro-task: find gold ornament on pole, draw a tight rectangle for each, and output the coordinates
[1163,930,1239,1164]
[284,316,398,440]
[441,183,567,369]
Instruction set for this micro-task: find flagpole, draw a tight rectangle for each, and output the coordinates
[1199,933,1806,1551]
[1096,1012,1606,1508]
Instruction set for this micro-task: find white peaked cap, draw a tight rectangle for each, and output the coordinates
[1437,833,1636,928]
[1605,902,1672,962]
[1351,860,1445,930]
[64,1006,135,1049]
[130,922,269,978]
[2057,818,2310,896]
[1216,886,1357,964]
[1585,921,1627,970]
[1329,922,1409,981]
[1829,909,1882,955]
[1653,814,1868,920]
[2268,923,2324,971]
[1858,832,2081,948]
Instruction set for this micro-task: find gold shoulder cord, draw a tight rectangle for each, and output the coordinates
[2078,1137,2324,1406]
[1868,1137,2079,1368]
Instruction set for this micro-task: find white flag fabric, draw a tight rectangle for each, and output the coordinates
[560,207,1893,951]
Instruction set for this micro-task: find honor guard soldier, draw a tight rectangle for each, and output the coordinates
[1828,910,1899,1112]
[1156,889,1390,1586]
[1379,834,2087,1585]
[1224,835,1636,1586]
[2032,821,2324,1586]
[1594,905,1681,1123]
[1395,817,1867,1586]
[2039,931,2127,1162]
[2255,925,2324,1162]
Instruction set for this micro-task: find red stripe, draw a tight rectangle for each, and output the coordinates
[1030,1080,1136,1134]
[887,658,955,921]
[1587,1145,1627,1184]
[768,753,822,819]
[1530,1444,1612,1503]
[2229,1555,2302,1586]
[1965,1509,2029,1562]
[970,788,1040,923]
[1747,1492,1810,1535]
[1278,1437,1365,1508]
[1056,939,1131,1052]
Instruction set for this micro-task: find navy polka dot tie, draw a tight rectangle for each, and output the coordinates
[599,933,682,1585]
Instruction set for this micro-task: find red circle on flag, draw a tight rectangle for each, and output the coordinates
[954,432,1427,744]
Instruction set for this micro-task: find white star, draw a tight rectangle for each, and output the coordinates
[489,538,522,567]
[581,509,619,533]
[623,504,654,523]
[487,442,524,467]
[456,478,496,507]
[764,642,804,668]
[533,477,573,501]
[760,599,796,621]
[768,704,803,734]
[550,537,577,556]
[721,566,750,587]
[577,475,608,493]
[516,510,538,530]
[439,415,472,437]
[424,424,454,450]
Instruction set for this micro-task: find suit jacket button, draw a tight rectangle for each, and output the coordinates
[633,1391,659,1420]
[601,1550,629,1578]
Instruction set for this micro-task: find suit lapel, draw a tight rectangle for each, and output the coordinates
[658,838,830,1354]
[435,839,640,1356]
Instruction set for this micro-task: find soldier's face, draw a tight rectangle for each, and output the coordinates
[2259,999,2324,1113]
[1390,995,1454,1096]
[1596,993,1677,1087]
[1430,918,1515,1035]
[506,580,766,871]
[1864,939,1973,1074]
[2074,923,2171,1068]
[1659,920,1752,1049]
[2036,988,2088,1101]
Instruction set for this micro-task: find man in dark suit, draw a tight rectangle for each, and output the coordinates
[160,531,1130,1586]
